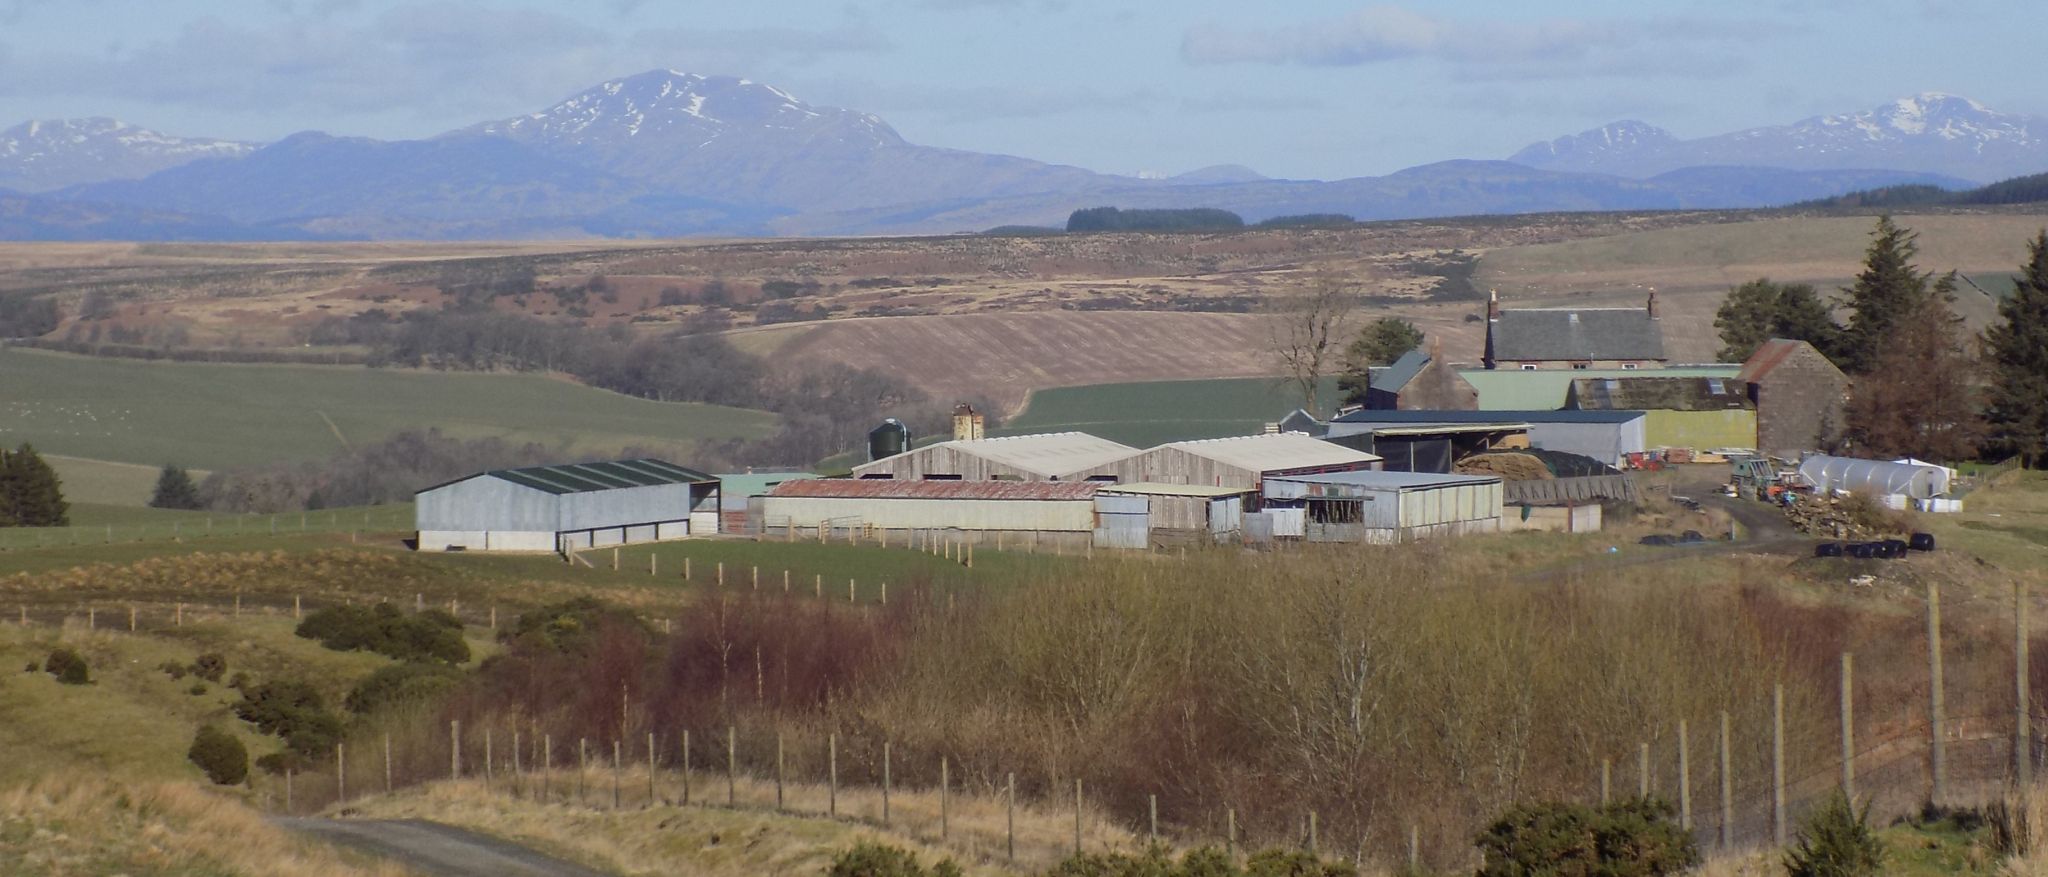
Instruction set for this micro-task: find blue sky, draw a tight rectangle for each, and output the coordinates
[0,0,2040,179]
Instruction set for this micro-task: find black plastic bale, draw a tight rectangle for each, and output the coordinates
[1847,542,1877,559]
[1815,543,1844,558]
[1909,532,1937,552]
[1881,539,1908,558]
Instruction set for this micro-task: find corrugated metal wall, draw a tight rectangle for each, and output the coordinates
[416,476,558,532]
[1643,410,1756,451]
[1068,447,1261,488]
[1092,494,1149,548]
[556,482,699,532]
[850,446,1052,481]
[759,496,1097,532]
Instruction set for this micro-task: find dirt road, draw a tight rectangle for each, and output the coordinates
[277,818,613,877]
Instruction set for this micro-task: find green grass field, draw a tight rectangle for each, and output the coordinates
[0,348,779,473]
[1002,376,1339,448]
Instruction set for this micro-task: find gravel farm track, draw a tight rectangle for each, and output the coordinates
[279,817,614,877]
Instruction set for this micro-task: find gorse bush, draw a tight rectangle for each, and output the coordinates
[503,596,648,654]
[191,652,226,683]
[823,841,962,877]
[296,603,469,664]
[43,647,89,685]
[234,680,344,758]
[1474,798,1698,877]
[187,725,248,785]
[1043,847,1354,877]
[1784,793,1884,877]
[345,662,463,715]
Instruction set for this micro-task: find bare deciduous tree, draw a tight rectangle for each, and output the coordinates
[1270,272,1359,415]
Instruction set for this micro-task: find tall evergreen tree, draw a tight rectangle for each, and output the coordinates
[150,464,204,510]
[1985,230,2048,466]
[1844,274,1983,461]
[0,444,68,527]
[1713,279,1841,362]
[1337,317,1426,405]
[1837,216,1931,373]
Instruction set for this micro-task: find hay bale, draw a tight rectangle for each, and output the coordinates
[1456,453,1554,481]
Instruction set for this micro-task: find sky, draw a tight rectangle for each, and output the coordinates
[0,0,2041,180]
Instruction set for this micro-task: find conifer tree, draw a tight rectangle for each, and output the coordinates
[1845,274,1983,461]
[1837,216,1931,373]
[1714,279,1841,362]
[1985,230,2048,466]
[150,464,205,510]
[0,444,68,527]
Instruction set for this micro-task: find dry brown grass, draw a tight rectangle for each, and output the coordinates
[0,772,408,876]
[342,772,1141,876]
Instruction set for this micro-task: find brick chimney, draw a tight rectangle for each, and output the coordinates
[1646,288,1659,320]
[1487,288,1501,321]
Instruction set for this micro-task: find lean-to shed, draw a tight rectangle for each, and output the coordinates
[415,459,719,553]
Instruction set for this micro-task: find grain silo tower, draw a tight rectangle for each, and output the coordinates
[867,418,911,462]
[952,403,986,442]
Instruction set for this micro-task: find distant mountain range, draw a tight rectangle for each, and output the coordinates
[0,73,2039,241]
[1510,94,2045,182]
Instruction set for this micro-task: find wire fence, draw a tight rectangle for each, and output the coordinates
[0,505,414,552]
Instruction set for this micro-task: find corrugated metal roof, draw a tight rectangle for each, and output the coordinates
[1456,366,1742,410]
[1097,482,1256,498]
[1333,409,1646,425]
[1488,307,1666,362]
[714,471,819,498]
[854,431,1139,478]
[1159,432,1380,472]
[424,458,714,496]
[1267,470,1503,490]
[767,480,1101,501]
[1736,338,1839,384]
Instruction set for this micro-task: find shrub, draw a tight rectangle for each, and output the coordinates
[159,660,188,680]
[188,682,208,696]
[1040,847,1348,877]
[345,662,463,714]
[505,597,648,654]
[1242,849,1355,877]
[191,652,227,682]
[295,603,469,664]
[187,725,248,785]
[825,842,962,877]
[1784,793,1884,877]
[234,680,344,756]
[1475,798,1697,877]
[43,648,89,685]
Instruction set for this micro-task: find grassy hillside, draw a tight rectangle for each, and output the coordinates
[0,348,778,472]
[1002,376,1339,447]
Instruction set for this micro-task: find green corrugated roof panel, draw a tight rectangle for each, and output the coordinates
[1457,366,1742,411]
[480,458,715,495]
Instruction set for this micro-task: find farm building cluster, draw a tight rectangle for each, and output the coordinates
[410,288,1950,554]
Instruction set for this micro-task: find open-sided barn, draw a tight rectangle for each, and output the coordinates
[415,459,719,553]
[1093,482,1253,547]
[760,479,1100,547]
[1263,470,1504,544]
[850,432,1138,481]
[1326,410,1647,468]
[1066,432,1379,489]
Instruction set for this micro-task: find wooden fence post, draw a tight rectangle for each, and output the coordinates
[1772,683,1788,844]
[783,570,790,592]
[1075,779,1084,855]
[1928,579,1947,805]
[484,728,493,792]
[293,595,301,619]
[752,566,759,590]
[1227,807,1237,855]
[1308,810,1318,854]
[451,720,461,779]
[1841,652,1856,800]
[579,738,588,802]
[647,732,656,808]
[1149,794,1158,845]
[1678,720,1692,830]
[681,729,692,806]
[717,562,724,586]
[385,732,393,794]
[882,742,892,824]
[544,735,553,802]
[1409,824,1420,872]
[2019,581,2032,789]
[1718,711,1733,850]
[727,726,736,806]
[775,734,785,811]
[684,557,691,581]
[940,756,950,839]
[1601,758,1612,805]
[612,739,622,809]
[1639,742,1650,797]
[336,743,346,803]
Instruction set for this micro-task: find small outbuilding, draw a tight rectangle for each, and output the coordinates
[415,459,719,553]
[1066,432,1380,490]
[1262,470,1504,544]
[1094,482,1253,547]
[849,432,1138,481]
[1364,346,1480,411]
[1327,410,1649,468]
[1738,339,1849,459]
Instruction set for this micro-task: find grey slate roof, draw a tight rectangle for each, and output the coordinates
[1374,349,1430,392]
[427,459,715,495]
[1488,308,1665,362]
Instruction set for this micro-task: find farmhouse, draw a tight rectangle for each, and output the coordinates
[851,432,1138,481]
[1482,289,1668,370]
[1326,410,1648,468]
[1565,375,1756,451]
[415,459,719,553]
[1737,339,1849,458]
[759,479,1099,548]
[1067,432,1380,489]
[1262,470,1504,544]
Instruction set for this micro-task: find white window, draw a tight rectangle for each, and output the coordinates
[1519,364,1538,371]
[1622,363,1639,370]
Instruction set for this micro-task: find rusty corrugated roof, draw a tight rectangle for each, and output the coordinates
[767,479,1101,501]
[1736,338,1811,383]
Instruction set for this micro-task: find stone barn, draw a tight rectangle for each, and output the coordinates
[1738,339,1849,458]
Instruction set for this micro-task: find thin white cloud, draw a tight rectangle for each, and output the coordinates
[1181,4,1769,79]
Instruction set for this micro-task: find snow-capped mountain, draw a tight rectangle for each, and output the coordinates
[1512,94,2047,182]
[460,69,1111,212]
[0,118,254,192]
